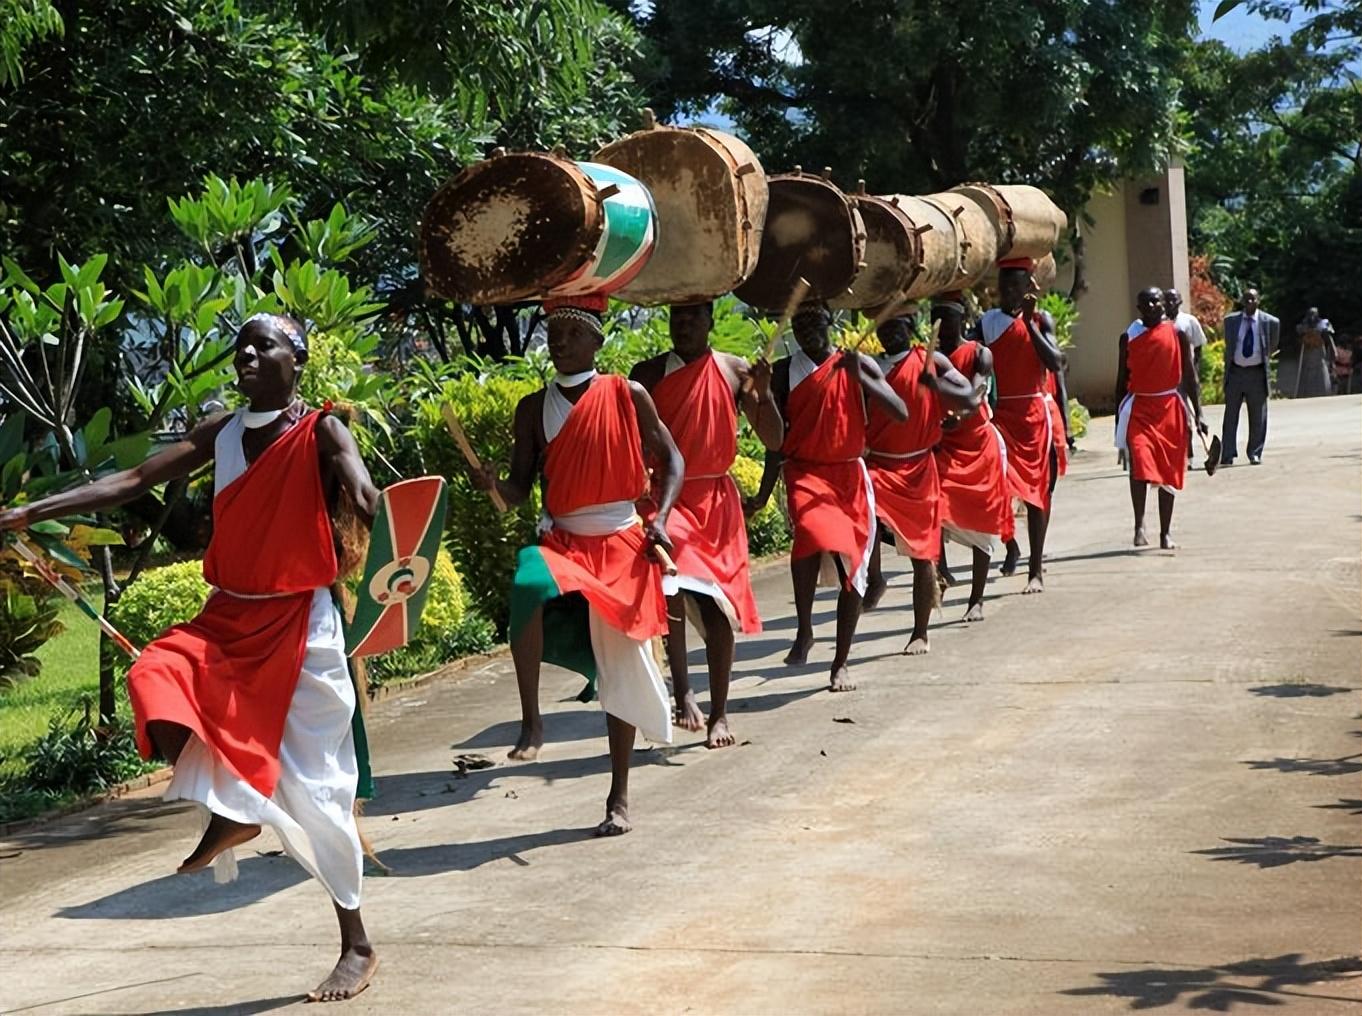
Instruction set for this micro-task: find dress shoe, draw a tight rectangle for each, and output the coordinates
[1249,455,1262,465]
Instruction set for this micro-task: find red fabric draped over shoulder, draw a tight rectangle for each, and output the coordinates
[127,412,337,797]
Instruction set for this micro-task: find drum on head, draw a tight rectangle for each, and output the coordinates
[595,120,768,306]
[829,191,922,311]
[420,151,656,305]
[734,171,866,311]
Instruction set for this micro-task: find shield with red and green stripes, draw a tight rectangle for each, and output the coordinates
[345,476,449,658]
[546,161,657,298]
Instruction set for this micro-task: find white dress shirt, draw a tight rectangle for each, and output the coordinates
[1232,311,1264,367]
[1176,311,1207,349]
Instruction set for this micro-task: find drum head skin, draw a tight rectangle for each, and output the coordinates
[734,173,864,311]
[421,152,599,305]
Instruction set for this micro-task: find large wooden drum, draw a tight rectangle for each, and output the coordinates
[882,195,960,299]
[923,192,997,290]
[829,191,922,311]
[951,183,1067,261]
[595,122,767,306]
[420,152,656,305]
[734,172,865,311]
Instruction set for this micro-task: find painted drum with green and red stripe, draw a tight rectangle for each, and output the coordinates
[420,151,657,306]
[345,476,449,659]
[544,161,656,300]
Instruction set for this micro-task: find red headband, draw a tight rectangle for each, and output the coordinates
[543,293,608,314]
[998,257,1036,271]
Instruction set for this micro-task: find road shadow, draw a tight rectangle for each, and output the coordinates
[1192,835,1362,868]
[375,825,599,875]
[1060,953,1362,1010]
[1314,798,1362,815]
[56,852,309,919]
[135,996,305,1016]
[453,708,607,752]
[2,797,196,854]
[1039,547,1145,566]
[1242,753,1362,777]
[1248,683,1353,698]
[367,751,615,817]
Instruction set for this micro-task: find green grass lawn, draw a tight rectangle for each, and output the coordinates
[0,598,104,771]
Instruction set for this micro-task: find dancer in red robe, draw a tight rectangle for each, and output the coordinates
[933,294,1015,622]
[474,295,683,835]
[976,259,1066,593]
[1,314,382,1002]
[631,301,783,748]
[863,312,979,654]
[1114,287,1207,548]
[747,303,907,692]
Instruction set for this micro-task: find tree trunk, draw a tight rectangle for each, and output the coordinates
[1068,224,1089,301]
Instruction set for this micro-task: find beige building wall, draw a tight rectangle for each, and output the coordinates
[1062,165,1191,411]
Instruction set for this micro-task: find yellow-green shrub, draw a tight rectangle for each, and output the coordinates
[730,454,792,557]
[1200,338,1225,406]
[109,561,211,671]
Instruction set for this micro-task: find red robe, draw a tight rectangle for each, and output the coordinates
[1045,373,1068,478]
[866,348,941,560]
[128,412,337,797]
[536,374,667,642]
[936,342,1014,543]
[644,353,760,633]
[1125,321,1188,489]
[987,312,1054,510]
[782,353,873,591]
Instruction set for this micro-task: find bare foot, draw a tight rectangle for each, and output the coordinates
[1160,533,1177,550]
[177,814,261,874]
[963,601,985,623]
[1000,542,1020,576]
[673,691,705,733]
[596,797,632,836]
[705,714,736,749]
[1134,526,1149,547]
[862,576,888,611]
[307,947,378,1003]
[902,634,930,656]
[829,666,856,693]
[1023,575,1045,595]
[507,721,543,761]
[784,633,814,666]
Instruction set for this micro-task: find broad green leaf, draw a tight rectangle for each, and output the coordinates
[81,407,111,452]
[69,524,124,547]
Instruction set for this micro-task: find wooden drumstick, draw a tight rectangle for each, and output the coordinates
[851,290,917,353]
[441,403,509,513]
[652,543,679,576]
[742,277,812,397]
[762,276,813,362]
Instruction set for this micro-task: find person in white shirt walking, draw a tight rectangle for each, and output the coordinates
[1162,289,1207,464]
[1220,289,1280,466]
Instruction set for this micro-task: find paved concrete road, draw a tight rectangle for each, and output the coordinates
[3,396,1360,1016]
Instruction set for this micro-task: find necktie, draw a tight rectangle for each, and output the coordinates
[1241,317,1255,359]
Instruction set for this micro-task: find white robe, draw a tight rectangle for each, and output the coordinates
[162,412,364,910]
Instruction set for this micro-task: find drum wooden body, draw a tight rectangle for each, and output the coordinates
[595,126,767,305]
[882,195,960,299]
[1032,253,1058,293]
[829,194,922,311]
[952,183,1067,261]
[734,173,865,311]
[923,192,997,290]
[420,152,656,305]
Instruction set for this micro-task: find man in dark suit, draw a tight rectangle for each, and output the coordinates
[1221,288,1280,465]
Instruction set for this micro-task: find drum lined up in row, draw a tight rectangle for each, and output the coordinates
[418,111,1067,313]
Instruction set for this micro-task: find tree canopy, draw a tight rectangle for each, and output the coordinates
[0,0,642,301]
[1183,1,1362,332]
[612,0,1197,214]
